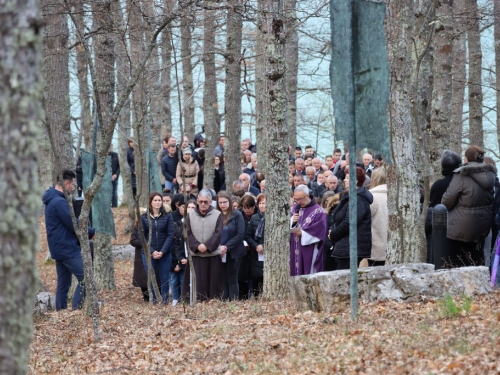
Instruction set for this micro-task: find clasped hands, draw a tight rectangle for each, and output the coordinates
[152,250,163,259]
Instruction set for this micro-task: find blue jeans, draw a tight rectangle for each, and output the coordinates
[170,269,185,301]
[142,252,172,302]
[164,180,177,194]
[55,256,85,310]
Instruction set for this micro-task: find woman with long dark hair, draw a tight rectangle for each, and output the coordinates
[141,191,174,303]
[217,191,246,300]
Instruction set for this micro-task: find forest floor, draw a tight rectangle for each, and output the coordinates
[31,209,500,374]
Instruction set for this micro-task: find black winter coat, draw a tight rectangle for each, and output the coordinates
[245,211,264,280]
[127,146,136,188]
[170,222,187,272]
[141,207,174,254]
[221,210,247,259]
[214,166,226,192]
[109,151,120,177]
[329,187,373,259]
[130,225,148,288]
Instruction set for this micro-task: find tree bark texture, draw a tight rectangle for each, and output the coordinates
[72,0,92,151]
[255,0,267,172]
[467,0,483,148]
[284,0,298,148]
[37,123,54,191]
[160,0,175,139]
[429,0,453,181]
[41,0,73,182]
[0,1,41,373]
[385,0,425,263]
[224,1,243,192]
[91,0,116,291]
[143,0,162,149]
[494,0,500,155]
[181,11,196,142]
[113,0,134,225]
[260,0,290,299]
[202,3,220,190]
[128,0,149,206]
[450,0,467,154]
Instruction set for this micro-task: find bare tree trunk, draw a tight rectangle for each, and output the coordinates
[255,0,266,172]
[385,0,424,263]
[260,0,290,299]
[113,0,134,228]
[143,0,162,149]
[450,0,467,154]
[284,0,298,148]
[41,0,73,182]
[128,0,149,207]
[160,0,174,139]
[429,0,453,181]
[224,1,243,192]
[72,0,92,150]
[0,2,41,373]
[494,0,500,155]
[181,11,195,141]
[202,3,220,190]
[467,0,483,147]
[91,0,116,291]
[37,123,54,191]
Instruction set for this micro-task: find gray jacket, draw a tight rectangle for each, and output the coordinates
[442,162,496,242]
[186,206,223,257]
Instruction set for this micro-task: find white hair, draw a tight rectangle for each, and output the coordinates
[295,184,310,195]
[198,189,212,199]
[306,166,316,173]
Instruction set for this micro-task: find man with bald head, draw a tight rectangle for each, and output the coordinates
[239,173,260,196]
[290,185,327,276]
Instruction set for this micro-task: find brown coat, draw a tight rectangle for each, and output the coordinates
[176,157,200,194]
[442,162,496,243]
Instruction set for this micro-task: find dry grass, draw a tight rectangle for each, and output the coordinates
[32,214,500,374]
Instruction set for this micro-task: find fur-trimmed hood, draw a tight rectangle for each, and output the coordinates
[454,162,497,191]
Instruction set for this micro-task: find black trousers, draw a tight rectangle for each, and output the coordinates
[221,256,242,301]
[334,257,364,270]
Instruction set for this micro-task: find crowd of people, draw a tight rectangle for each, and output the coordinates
[45,133,500,309]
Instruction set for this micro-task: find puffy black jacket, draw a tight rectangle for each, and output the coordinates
[161,153,178,183]
[141,207,174,254]
[214,166,226,192]
[329,187,373,259]
[245,211,264,279]
[221,210,247,259]
[442,162,496,242]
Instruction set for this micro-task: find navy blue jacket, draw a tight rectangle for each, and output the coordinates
[221,210,247,259]
[161,153,178,183]
[127,146,135,174]
[42,187,95,260]
[141,207,174,254]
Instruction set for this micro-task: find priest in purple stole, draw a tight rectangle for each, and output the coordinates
[290,185,328,276]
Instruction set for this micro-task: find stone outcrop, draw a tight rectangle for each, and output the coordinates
[34,292,55,313]
[112,244,134,261]
[289,263,492,312]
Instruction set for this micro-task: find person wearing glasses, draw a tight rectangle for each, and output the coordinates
[216,191,246,301]
[182,189,224,301]
[290,185,328,276]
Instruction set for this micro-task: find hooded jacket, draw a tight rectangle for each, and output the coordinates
[329,186,373,259]
[442,162,496,242]
[42,187,95,260]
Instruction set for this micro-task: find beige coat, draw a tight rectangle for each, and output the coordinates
[176,157,200,194]
[369,184,388,261]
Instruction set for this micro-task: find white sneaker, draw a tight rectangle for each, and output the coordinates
[172,299,178,306]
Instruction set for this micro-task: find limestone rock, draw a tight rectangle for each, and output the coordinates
[112,244,134,261]
[289,263,492,312]
[34,292,55,313]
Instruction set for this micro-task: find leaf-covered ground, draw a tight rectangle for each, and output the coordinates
[32,212,500,374]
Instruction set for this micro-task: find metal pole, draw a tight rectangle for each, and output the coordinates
[347,0,359,322]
